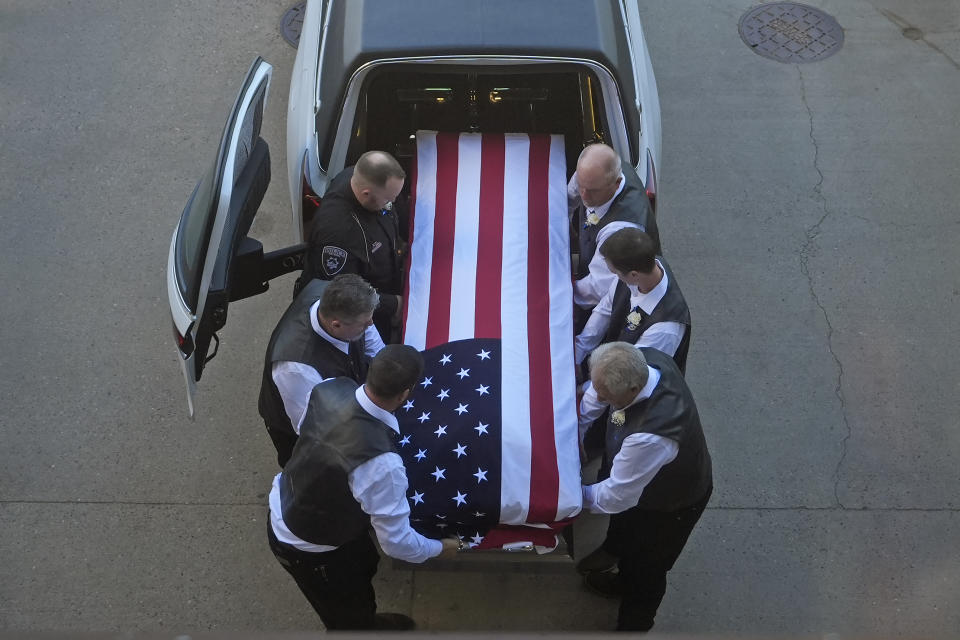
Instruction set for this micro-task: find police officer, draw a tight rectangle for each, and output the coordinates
[303,151,406,341]
[266,345,459,630]
[569,143,660,330]
[574,227,691,446]
[579,343,712,632]
[258,274,384,467]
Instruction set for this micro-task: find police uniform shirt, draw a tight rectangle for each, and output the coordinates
[580,366,680,514]
[306,167,403,320]
[575,259,686,435]
[269,384,443,563]
[568,172,641,308]
[272,299,385,433]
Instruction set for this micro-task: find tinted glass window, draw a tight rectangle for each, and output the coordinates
[174,81,265,310]
[175,163,217,310]
[336,64,609,178]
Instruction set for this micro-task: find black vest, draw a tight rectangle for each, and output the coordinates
[605,258,692,374]
[604,348,712,512]
[279,378,398,546]
[576,169,659,279]
[258,279,367,466]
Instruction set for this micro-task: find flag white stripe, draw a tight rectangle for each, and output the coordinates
[448,133,481,342]
[545,134,582,520]
[404,132,437,351]
[498,134,533,525]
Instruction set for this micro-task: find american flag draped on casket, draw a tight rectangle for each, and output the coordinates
[396,131,582,550]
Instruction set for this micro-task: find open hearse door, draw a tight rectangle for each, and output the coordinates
[166,58,304,417]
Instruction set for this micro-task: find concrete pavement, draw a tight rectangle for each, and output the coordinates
[0,0,957,635]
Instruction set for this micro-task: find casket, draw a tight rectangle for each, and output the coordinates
[396,131,582,552]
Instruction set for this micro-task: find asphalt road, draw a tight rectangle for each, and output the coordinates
[1,0,958,635]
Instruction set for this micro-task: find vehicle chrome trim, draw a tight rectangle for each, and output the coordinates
[618,0,643,115]
[620,0,661,177]
[167,229,197,418]
[177,346,197,419]
[315,0,334,111]
[167,229,193,337]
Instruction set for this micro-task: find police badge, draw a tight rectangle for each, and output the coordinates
[321,245,348,276]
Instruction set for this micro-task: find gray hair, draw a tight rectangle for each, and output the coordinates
[318,274,380,320]
[590,342,649,398]
[578,143,622,186]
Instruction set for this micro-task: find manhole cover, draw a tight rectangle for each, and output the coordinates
[280,1,306,48]
[739,3,844,63]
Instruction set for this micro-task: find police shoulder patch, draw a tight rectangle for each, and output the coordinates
[321,245,348,276]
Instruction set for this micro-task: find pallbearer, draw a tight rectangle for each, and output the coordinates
[266,346,459,630]
[568,143,660,330]
[258,274,384,467]
[579,343,712,632]
[574,227,691,451]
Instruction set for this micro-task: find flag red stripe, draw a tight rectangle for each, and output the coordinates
[425,132,460,349]
[474,134,505,339]
[525,134,560,521]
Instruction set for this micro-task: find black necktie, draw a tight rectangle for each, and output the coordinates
[580,208,600,273]
[347,342,363,381]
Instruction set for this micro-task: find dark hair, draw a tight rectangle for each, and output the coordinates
[318,274,379,319]
[598,227,657,274]
[367,344,424,398]
[355,151,405,188]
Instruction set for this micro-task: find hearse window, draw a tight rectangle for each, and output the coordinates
[175,164,216,308]
[341,65,610,180]
[175,82,264,309]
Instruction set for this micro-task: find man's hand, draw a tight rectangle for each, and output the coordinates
[438,537,460,559]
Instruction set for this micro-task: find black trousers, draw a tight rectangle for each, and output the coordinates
[265,425,297,468]
[267,516,381,630]
[603,487,712,632]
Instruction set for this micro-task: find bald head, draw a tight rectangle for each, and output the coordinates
[575,143,623,208]
[351,150,405,212]
[354,151,405,188]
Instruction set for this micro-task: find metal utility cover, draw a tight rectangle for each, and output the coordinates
[281,1,306,48]
[739,3,844,63]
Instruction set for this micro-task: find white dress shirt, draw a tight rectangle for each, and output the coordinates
[271,299,386,433]
[574,259,684,365]
[270,385,443,563]
[568,173,641,308]
[581,367,679,514]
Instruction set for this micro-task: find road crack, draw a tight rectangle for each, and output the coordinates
[876,8,960,71]
[796,65,851,510]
